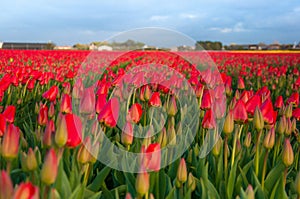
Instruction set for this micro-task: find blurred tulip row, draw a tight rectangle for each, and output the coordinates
[0,49,300,199]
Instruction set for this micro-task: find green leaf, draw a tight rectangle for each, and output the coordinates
[227,160,238,199]
[204,178,221,199]
[87,166,111,192]
[159,170,167,199]
[165,187,176,199]
[264,162,285,193]
[123,172,136,196]
[251,170,265,199]
[69,184,84,199]
[55,162,72,199]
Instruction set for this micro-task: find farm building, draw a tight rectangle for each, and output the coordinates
[0,42,54,50]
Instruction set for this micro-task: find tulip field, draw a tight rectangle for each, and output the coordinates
[0,49,300,199]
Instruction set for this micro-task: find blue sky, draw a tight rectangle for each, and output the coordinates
[1,0,300,46]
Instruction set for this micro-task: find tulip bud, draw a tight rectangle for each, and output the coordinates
[168,95,178,116]
[291,118,296,133]
[223,111,234,135]
[167,125,177,146]
[282,138,294,167]
[285,118,292,136]
[41,149,58,185]
[135,172,149,197]
[187,172,196,191]
[276,116,286,135]
[0,170,13,199]
[263,128,275,149]
[13,182,39,199]
[89,141,100,164]
[43,120,55,148]
[244,132,252,148]
[49,188,60,199]
[121,122,133,147]
[77,137,92,164]
[125,193,132,199]
[212,137,222,157]
[26,148,38,171]
[55,114,68,147]
[245,185,255,199]
[2,123,20,160]
[295,171,300,196]
[237,76,245,90]
[253,107,264,131]
[177,158,187,183]
[157,127,167,148]
[284,103,293,118]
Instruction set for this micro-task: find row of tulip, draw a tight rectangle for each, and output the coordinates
[0,49,299,199]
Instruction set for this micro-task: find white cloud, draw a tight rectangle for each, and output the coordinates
[179,13,198,19]
[210,22,248,33]
[150,15,169,21]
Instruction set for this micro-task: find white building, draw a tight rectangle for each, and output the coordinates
[0,42,3,49]
[97,45,113,51]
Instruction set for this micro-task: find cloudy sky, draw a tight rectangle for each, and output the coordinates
[1,0,300,46]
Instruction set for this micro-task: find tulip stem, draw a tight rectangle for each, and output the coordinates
[255,129,262,176]
[224,135,228,184]
[261,149,269,190]
[6,161,11,173]
[231,124,243,167]
[273,133,282,166]
[283,167,288,187]
[83,163,91,186]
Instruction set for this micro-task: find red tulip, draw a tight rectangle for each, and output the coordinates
[293,108,300,121]
[2,105,16,123]
[202,109,216,129]
[0,170,13,199]
[148,92,161,107]
[128,103,143,123]
[98,98,120,128]
[38,105,48,126]
[233,100,248,123]
[145,143,161,171]
[0,114,6,137]
[286,92,299,107]
[96,93,107,114]
[245,95,261,117]
[237,76,245,90]
[13,182,39,199]
[80,87,96,114]
[2,123,20,159]
[60,93,72,113]
[42,85,59,102]
[274,95,284,109]
[260,98,276,125]
[201,89,212,110]
[65,113,82,148]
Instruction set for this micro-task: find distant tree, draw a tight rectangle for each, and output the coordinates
[195,41,223,50]
[73,43,89,50]
[46,42,56,50]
